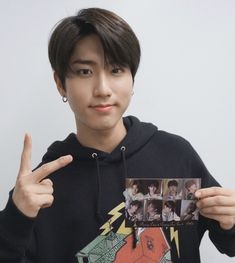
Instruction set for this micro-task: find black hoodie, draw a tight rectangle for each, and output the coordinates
[0,116,235,263]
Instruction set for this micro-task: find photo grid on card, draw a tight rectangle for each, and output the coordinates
[124,178,201,227]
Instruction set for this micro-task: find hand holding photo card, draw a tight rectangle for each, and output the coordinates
[124,178,201,227]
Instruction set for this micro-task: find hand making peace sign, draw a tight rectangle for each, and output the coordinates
[12,134,73,218]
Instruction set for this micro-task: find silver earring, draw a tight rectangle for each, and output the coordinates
[62,96,68,103]
[131,90,134,96]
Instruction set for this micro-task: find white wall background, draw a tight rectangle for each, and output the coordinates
[0,0,234,262]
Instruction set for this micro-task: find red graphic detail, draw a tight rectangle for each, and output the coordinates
[114,228,170,263]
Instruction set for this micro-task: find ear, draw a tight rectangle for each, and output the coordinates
[54,72,66,97]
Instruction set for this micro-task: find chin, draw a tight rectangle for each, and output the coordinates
[85,117,121,132]
[91,120,119,131]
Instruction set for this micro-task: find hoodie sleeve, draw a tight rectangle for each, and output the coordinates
[187,141,235,257]
[0,191,36,262]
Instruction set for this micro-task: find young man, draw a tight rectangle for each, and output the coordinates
[125,200,143,222]
[124,180,144,208]
[181,201,199,221]
[184,179,198,200]
[162,201,180,222]
[144,180,162,199]
[146,199,161,221]
[0,7,235,263]
[164,179,182,200]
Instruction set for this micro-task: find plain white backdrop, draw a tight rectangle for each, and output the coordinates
[0,1,234,262]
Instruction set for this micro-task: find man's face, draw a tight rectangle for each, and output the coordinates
[163,205,171,213]
[169,185,177,194]
[56,34,133,133]
[129,204,138,214]
[147,203,155,213]
[188,184,197,193]
[132,184,139,195]
[148,185,157,194]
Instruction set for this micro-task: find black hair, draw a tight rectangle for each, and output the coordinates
[147,180,159,189]
[48,8,141,89]
[164,201,175,211]
[168,180,178,188]
[130,200,142,209]
[148,199,159,210]
[185,180,196,190]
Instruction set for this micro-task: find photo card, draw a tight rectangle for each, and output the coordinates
[124,178,201,227]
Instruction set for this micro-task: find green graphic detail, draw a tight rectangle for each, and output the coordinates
[75,231,126,263]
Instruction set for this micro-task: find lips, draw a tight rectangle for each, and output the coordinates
[91,104,114,113]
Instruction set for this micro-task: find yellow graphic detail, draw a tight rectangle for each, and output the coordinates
[100,202,125,235]
[170,227,180,258]
[116,219,132,235]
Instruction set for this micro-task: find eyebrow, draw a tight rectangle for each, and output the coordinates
[71,58,97,65]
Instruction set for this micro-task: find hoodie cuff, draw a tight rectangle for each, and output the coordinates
[212,219,235,234]
[0,196,35,246]
[208,219,235,257]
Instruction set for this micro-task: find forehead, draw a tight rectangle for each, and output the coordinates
[70,34,104,63]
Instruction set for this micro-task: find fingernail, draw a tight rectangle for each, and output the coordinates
[64,155,73,161]
[195,191,201,198]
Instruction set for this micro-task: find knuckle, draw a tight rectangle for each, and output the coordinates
[212,206,220,214]
[211,186,220,194]
[224,216,234,226]
[58,157,66,166]
[214,196,222,205]
[47,179,53,186]
[48,195,54,204]
[41,178,53,186]
[40,164,51,174]
[50,195,54,202]
[199,199,205,208]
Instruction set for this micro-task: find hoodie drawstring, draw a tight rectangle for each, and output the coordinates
[120,146,138,248]
[120,146,127,179]
[92,152,104,223]
[92,146,138,248]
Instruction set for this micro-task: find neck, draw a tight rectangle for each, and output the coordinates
[76,119,127,153]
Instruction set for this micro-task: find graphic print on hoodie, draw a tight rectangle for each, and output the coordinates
[1,116,235,263]
[37,115,223,263]
[75,177,201,262]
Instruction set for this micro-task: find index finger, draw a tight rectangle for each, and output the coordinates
[195,187,234,199]
[18,133,32,177]
[31,155,73,183]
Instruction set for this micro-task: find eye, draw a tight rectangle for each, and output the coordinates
[76,69,92,77]
[111,67,124,75]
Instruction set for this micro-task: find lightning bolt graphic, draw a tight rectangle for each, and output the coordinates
[100,202,125,235]
[170,227,180,258]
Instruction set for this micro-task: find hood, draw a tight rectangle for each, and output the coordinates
[42,115,158,163]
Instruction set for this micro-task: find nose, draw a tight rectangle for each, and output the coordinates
[93,73,112,97]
